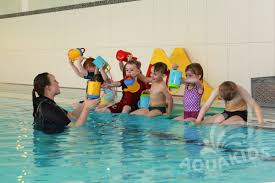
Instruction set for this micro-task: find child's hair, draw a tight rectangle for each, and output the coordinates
[93,73,104,83]
[219,81,238,101]
[123,60,141,76]
[127,60,141,69]
[83,57,96,69]
[153,62,167,74]
[185,63,203,80]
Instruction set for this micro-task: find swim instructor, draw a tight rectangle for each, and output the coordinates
[32,72,99,134]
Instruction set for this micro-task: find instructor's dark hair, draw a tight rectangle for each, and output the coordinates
[32,72,50,115]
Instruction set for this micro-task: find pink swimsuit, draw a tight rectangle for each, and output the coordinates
[183,84,203,119]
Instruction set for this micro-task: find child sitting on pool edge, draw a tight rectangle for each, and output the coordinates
[131,62,173,117]
[68,56,103,81]
[195,81,264,125]
[172,63,204,122]
[95,64,116,109]
[96,60,146,113]
[69,56,104,107]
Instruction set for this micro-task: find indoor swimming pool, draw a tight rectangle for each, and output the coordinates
[0,84,275,183]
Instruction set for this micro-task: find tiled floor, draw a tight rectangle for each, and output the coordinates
[0,83,274,128]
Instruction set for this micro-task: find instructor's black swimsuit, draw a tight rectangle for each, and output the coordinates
[33,96,71,134]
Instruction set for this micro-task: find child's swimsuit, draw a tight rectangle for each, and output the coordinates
[183,84,203,119]
[148,106,166,113]
[108,78,146,113]
[221,93,248,122]
[221,110,248,122]
[84,72,104,82]
[184,111,200,119]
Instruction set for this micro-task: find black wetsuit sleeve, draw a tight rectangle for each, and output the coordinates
[37,101,71,133]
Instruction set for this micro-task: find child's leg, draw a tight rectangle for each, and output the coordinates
[145,109,163,117]
[103,102,124,113]
[131,108,149,115]
[172,115,185,121]
[96,103,113,110]
[96,106,111,113]
[184,117,196,122]
[122,105,132,113]
[202,114,225,123]
[221,116,245,125]
[172,116,196,122]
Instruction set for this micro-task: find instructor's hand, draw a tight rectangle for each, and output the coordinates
[84,98,99,110]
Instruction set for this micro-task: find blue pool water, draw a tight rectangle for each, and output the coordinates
[0,96,275,183]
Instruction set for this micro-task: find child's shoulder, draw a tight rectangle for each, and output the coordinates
[160,80,168,87]
[154,80,168,89]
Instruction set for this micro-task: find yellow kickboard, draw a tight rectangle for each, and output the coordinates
[149,48,172,69]
[148,48,213,102]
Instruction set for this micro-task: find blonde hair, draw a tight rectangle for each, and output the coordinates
[219,81,238,101]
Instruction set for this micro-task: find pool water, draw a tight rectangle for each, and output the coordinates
[0,96,275,183]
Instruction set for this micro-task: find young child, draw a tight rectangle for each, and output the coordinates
[68,56,103,82]
[118,52,134,76]
[172,63,204,121]
[97,60,146,113]
[195,81,264,125]
[69,56,111,108]
[95,65,116,109]
[131,62,173,117]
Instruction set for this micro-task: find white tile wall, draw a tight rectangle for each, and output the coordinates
[153,0,188,45]
[247,43,275,77]
[184,45,208,78]
[0,1,21,15]
[248,0,274,43]
[186,0,206,44]
[206,0,227,44]
[228,44,250,90]
[207,45,228,87]
[227,0,249,43]
[0,0,274,91]
[110,1,154,47]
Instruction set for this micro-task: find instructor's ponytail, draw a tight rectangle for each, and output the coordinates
[32,73,50,116]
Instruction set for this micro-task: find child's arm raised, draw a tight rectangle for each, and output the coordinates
[94,67,99,75]
[237,85,264,125]
[119,62,125,72]
[100,65,109,81]
[195,88,219,123]
[194,79,204,94]
[76,56,88,77]
[185,78,204,91]
[68,56,88,78]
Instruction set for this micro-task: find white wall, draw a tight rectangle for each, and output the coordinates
[0,1,21,15]
[0,0,274,91]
